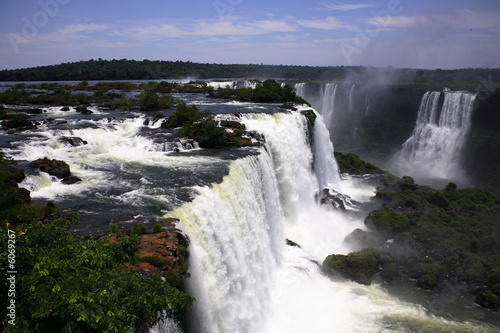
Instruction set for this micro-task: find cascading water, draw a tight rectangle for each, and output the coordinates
[3,92,496,332]
[164,111,492,333]
[396,91,477,182]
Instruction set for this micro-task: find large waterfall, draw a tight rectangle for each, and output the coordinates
[396,91,477,182]
[165,111,488,333]
[3,92,494,332]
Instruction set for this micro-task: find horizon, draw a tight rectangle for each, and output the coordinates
[1,0,500,70]
[2,58,500,73]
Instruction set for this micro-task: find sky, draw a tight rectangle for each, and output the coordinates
[1,0,500,70]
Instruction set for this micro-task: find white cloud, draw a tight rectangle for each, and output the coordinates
[298,16,355,30]
[24,23,109,45]
[317,2,375,11]
[371,10,500,29]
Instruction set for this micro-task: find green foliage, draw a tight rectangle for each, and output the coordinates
[139,90,160,111]
[163,103,210,128]
[138,90,174,111]
[140,255,165,267]
[181,120,226,148]
[323,249,381,285]
[209,80,308,104]
[127,222,148,235]
[364,207,410,236]
[0,217,193,332]
[334,152,383,175]
[153,224,163,233]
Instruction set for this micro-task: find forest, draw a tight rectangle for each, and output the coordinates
[1,59,500,91]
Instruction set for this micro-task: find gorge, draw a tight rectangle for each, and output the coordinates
[1,79,499,332]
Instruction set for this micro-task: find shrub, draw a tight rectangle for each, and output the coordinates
[364,207,410,236]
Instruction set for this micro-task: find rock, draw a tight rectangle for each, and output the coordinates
[11,168,26,183]
[1,118,36,130]
[60,106,70,111]
[364,207,410,237]
[323,249,381,285]
[301,109,317,126]
[14,188,31,204]
[110,218,184,277]
[29,157,71,179]
[75,105,93,114]
[62,175,82,185]
[476,289,500,311]
[319,188,358,210]
[60,136,88,147]
[343,228,386,249]
[286,239,301,248]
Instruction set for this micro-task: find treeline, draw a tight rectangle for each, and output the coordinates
[0,59,347,81]
[1,59,499,91]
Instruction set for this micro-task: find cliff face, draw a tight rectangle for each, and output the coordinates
[464,89,500,193]
[305,83,500,192]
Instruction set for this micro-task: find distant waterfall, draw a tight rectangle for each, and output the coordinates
[397,91,477,181]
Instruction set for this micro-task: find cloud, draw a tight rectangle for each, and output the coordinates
[298,16,355,30]
[25,23,109,44]
[117,19,297,41]
[371,10,500,29]
[316,2,376,11]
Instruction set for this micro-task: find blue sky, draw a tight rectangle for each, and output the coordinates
[1,0,500,70]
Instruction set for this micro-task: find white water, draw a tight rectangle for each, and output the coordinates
[396,91,477,182]
[164,111,493,332]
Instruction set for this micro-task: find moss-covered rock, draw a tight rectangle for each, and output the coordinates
[364,207,410,237]
[300,109,316,126]
[323,249,381,285]
[381,262,400,281]
[334,152,384,175]
[343,228,386,249]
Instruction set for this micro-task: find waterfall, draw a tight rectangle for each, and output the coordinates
[166,112,356,332]
[348,84,356,113]
[397,91,477,181]
[312,112,342,191]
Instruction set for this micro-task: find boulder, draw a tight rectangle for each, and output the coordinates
[323,249,381,285]
[364,207,410,237]
[75,105,93,114]
[60,136,88,147]
[1,118,36,130]
[60,106,70,111]
[343,228,386,249]
[29,157,71,179]
[62,175,82,185]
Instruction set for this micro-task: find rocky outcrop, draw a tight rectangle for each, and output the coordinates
[323,249,381,285]
[75,105,94,115]
[29,157,82,184]
[60,136,88,147]
[109,218,186,277]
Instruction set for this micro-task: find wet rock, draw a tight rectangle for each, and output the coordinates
[60,106,70,111]
[60,136,88,147]
[75,105,93,114]
[344,228,386,249]
[1,118,36,131]
[29,157,71,179]
[323,248,381,285]
[61,175,82,185]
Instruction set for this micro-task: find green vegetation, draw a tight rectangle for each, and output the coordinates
[1,59,499,92]
[334,151,384,175]
[0,153,193,332]
[325,153,500,309]
[323,248,382,285]
[139,91,174,111]
[163,103,254,148]
[209,79,309,104]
